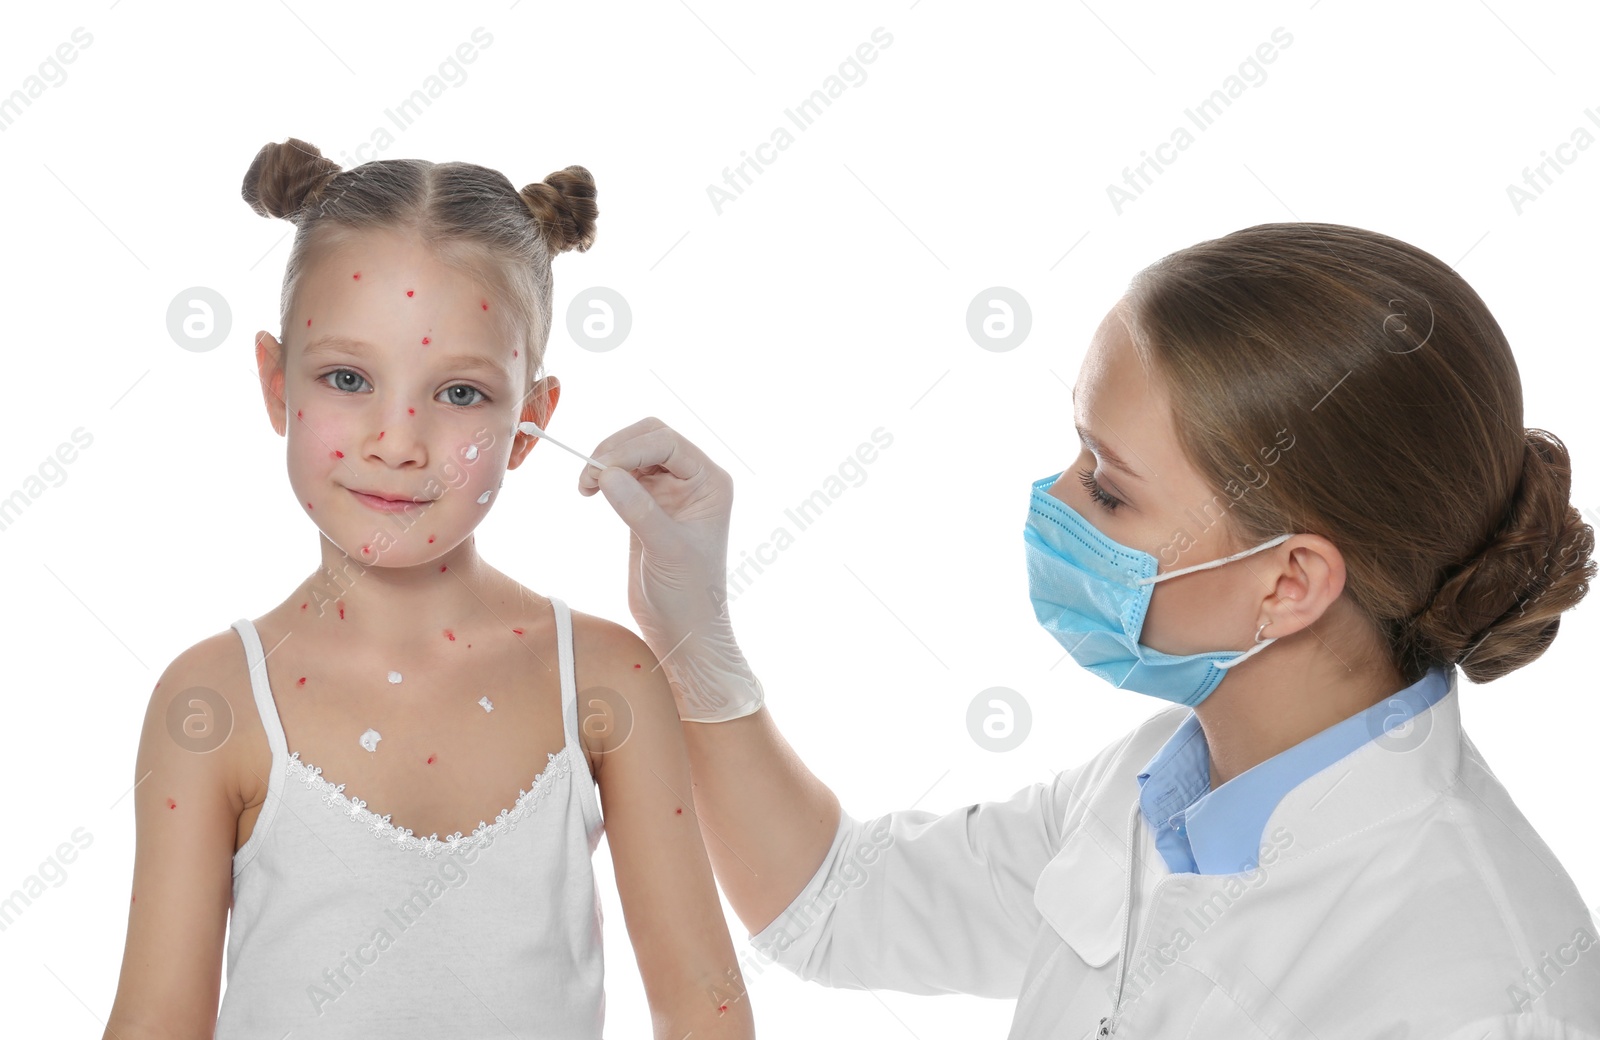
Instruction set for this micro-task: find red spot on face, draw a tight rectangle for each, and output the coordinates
[333,450,344,459]
[718,1003,728,1014]
[297,676,306,686]
[353,272,360,279]
[427,754,436,764]
[406,290,415,297]
[481,300,489,310]
[675,807,683,815]
[306,318,312,326]
[378,431,385,440]
[421,337,431,345]
[427,535,435,543]
[633,663,642,670]
[440,565,447,572]
[337,601,346,620]
[512,627,524,636]
[361,545,371,555]
[513,349,519,358]
[296,409,302,419]
[166,798,177,810]
[408,407,415,415]
[306,502,313,510]
[444,629,456,641]
[300,602,307,611]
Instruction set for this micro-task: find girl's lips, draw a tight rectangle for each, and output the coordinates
[348,488,432,512]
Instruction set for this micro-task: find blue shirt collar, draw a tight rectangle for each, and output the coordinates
[1134,664,1454,875]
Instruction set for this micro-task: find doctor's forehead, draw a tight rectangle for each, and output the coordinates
[1071,306,1179,480]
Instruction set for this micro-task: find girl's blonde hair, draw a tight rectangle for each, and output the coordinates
[1125,222,1595,685]
[240,136,597,404]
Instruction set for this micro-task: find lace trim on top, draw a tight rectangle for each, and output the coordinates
[284,745,573,858]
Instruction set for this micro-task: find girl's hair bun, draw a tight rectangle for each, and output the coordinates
[519,166,598,255]
[241,137,343,221]
[1406,427,1596,683]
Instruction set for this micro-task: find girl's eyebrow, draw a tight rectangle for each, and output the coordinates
[303,335,509,381]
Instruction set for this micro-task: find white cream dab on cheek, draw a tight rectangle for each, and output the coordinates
[360,728,382,752]
[464,443,479,461]
[387,671,403,684]
[477,489,492,504]
[479,696,494,712]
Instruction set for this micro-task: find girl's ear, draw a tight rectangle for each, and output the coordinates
[507,376,562,470]
[255,331,289,437]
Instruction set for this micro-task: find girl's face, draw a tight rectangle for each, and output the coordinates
[256,227,555,569]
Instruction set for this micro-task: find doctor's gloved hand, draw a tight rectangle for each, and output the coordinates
[577,417,765,723]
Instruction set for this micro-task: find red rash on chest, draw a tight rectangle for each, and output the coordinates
[166,799,177,810]
[444,630,456,641]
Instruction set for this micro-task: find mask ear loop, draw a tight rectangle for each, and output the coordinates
[1215,620,1275,670]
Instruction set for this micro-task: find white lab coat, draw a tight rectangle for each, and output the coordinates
[749,665,1600,1038]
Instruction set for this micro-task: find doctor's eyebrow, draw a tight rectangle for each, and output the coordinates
[1070,381,1144,481]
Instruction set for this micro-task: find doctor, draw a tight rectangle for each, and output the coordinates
[576,223,1600,1038]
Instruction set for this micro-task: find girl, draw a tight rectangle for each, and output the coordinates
[577,223,1600,1037]
[103,138,753,1040]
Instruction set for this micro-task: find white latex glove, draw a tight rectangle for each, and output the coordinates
[576,417,765,722]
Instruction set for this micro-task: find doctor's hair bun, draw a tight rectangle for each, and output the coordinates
[518,166,597,255]
[1126,222,1593,686]
[1402,428,1595,684]
[241,137,343,221]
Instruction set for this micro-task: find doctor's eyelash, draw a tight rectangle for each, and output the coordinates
[1077,468,1122,512]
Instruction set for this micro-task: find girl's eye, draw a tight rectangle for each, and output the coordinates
[318,370,489,408]
[438,385,489,407]
[1076,468,1122,512]
[320,369,369,394]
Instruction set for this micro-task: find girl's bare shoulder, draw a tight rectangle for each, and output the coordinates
[563,607,675,774]
[139,625,268,815]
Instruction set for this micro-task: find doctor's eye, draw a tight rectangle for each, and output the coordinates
[1077,469,1122,512]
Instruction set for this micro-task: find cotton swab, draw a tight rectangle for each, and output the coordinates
[515,421,608,470]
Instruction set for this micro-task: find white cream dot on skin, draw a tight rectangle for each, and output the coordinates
[479,696,494,712]
[387,670,403,684]
[360,728,382,752]
[464,443,479,461]
[477,489,492,504]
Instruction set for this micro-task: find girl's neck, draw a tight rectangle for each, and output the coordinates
[293,534,509,655]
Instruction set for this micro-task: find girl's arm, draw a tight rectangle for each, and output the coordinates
[103,634,244,1039]
[574,613,756,1039]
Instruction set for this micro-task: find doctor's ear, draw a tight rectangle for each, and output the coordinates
[1257,533,1348,639]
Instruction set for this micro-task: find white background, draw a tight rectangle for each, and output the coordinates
[1,0,1597,1036]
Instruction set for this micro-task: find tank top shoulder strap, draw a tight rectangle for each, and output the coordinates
[229,618,289,760]
[548,597,582,756]
[548,596,604,838]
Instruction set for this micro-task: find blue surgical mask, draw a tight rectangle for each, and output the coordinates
[1024,471,1293,707]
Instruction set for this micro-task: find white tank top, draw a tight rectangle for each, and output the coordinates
[216,596,606,1038]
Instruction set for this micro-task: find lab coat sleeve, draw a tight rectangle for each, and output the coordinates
[745,776,1069,998]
